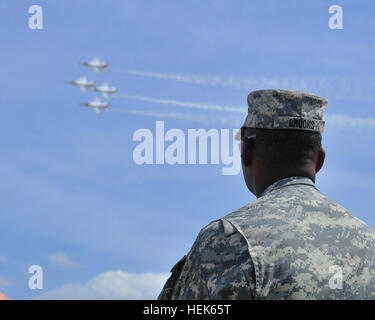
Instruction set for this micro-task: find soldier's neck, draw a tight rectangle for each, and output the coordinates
[255,166,316,198]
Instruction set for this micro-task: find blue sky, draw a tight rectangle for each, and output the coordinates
[1,0,374,299]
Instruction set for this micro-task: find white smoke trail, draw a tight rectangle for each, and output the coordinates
[121,70,245,89]
[324,114,375,128]
[119,93,246,113]
[117,69,375,104]
[117,93,375,129]
[112,106,375,131]
[111,108,241,126]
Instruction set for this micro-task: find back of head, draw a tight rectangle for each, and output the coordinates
[238,89,328,196]
[254,128,322,171]
[239,88,327,171]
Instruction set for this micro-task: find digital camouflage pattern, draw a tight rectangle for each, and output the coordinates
[239,89,327,137]
[158,176,375,300]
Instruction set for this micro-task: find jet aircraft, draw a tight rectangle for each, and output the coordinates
[80,97,109,114]
[94,82,118,98]
[66,76,95,92]
[80,57,108,74]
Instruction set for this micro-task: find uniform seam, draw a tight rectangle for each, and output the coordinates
[195,232,212,300]
[193,231,212,299]
[263,182,318,197]
[197,260,211,299]
[222,218,259,300]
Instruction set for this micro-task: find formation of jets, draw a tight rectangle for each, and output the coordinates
[66,58,118,114]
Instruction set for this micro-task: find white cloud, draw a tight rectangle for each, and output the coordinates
[0,256,8,264]
[37,271,170,300]
[48,252,78,267]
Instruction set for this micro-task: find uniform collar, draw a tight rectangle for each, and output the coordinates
[260,176,317,197]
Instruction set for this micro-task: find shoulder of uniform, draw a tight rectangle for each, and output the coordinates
[221,196,269,221]
[193,218,246,253]
[222,183,335,221]
[199,218,239,238]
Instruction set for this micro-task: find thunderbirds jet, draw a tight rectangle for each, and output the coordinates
[80,57,108,73]
[66,76,95,92]
[94,82,118,98]
[80,97,109,114]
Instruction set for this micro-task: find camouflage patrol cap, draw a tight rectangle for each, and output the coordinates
[235,89,328,140]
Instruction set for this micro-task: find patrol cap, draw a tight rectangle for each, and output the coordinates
[235,89,328,140]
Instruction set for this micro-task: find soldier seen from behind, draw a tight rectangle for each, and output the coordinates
[159,89,375,300]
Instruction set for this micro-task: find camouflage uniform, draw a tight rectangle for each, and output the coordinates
[159,176,375,299]
[158,89,375,300]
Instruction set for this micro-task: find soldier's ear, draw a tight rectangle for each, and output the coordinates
[241,139,254,167]
[315,147,325,174]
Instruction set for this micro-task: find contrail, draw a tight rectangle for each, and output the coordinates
[111,108,241,126]
[112,106,375,130]
[117,69,375,103]
[117,93,375,129]
[119,93,246,113]
[324,114,375,129]
[120,70,244,89]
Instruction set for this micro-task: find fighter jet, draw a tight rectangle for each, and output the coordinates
[80,97,109,114]
[65,76,95,92]
[94,82,118,98]
[80,57,108,74]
